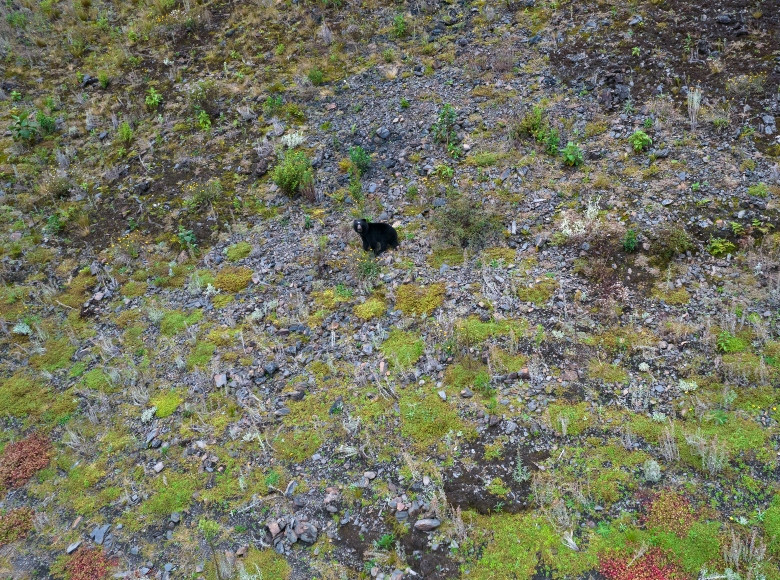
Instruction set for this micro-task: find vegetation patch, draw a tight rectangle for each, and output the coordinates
[30,336,76,371]
[380,330,424,369]
[428,247,465,269]
[516,277,557,306]
[187,342,216,369]
[214,266,253,293]
[400,388,471,451]
[160,309,203,336]
[395,282,445,316]
[0,433,52,490]
[354,297,386,320]
[151,389,183,418]
[0,508,34,546]
[225,241,252,261]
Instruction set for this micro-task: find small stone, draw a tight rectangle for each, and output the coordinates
[214,373,227,388]
[376,126,391,139]
[437,390,447,401]
[414,518,441,531]
[153,462,164,473]
[364,471,377,480]
[67,541,82,554]
[170,512,181,524]
[90,524,111,545]
[461,388,474,398]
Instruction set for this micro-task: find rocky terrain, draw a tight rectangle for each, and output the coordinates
[1,0,779,579]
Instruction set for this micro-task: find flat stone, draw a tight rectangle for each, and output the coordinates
[153,462,164,473]
[214,373,227,388]
[66,541,82,554]
[90,524,111,545]
[376,126,390,139]
[414,518,441,531]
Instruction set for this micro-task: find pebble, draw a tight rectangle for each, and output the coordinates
[414,518,441,531]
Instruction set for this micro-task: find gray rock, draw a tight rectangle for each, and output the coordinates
[66,541,82,554]
[362,343,373,355]
[433,197,447,207]
[414,518,441,531]
[294,521,318,544]
[90,524,111,545]
[376,126,390,139]
[170,512,181,524]
[264,362,279,376]
[628,15,643,25]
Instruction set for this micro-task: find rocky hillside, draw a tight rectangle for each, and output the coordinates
[1,0,779,579]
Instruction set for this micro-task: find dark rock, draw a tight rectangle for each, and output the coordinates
[294,521,318,544]
[376,126,391,139]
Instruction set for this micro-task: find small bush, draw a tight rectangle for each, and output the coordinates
[510,105,544,141]
[36,110,56,135]
[431,197,502,250]
[145,86,163,110]
[561,142,583,166]
[307,68,325,86]
[117,121,133,144]
[747,182,769,198]
[184,179,223,209]
[272,150,313,197]
[0,433,52,490]
[653,224,692,261]
[348,146,372,176]
[392,13,407,37]
[10,110,37,142]
[622,229,638,252]
[628,130,652,152]
[431,103,458,146]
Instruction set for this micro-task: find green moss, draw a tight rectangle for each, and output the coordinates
[587,360,629,384]
[120,280,147,298]
[444,358,491,395]
[140,473,198,515]
[487,477,510,497]
[225,241,252,261]
[0,373,51,419]
[30,336,76,371]
[274,429,322,463]
[68,361,87,378]
[81,368,116,393]
[212,294,234,308]
[160,309,203,336]
[516,277,557,306]
[481,247,517,265]
[765,493,780,558]
[187,342,215,369]
[651,521,721,574]
[151,390,183,418]
[57,270,96,308]
[455,317,527,344]
[548,402,593,436]
[238,548,291,579]
[380,329,424,369]
[214,266,253,293]
[584,325,657,354]
[400,388,472,451]
[428,247,464,269]
[395,282,445,316]
[354,297,386,320]
[653,284,691,305]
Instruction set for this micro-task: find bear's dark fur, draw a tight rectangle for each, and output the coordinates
[352,219,399,257]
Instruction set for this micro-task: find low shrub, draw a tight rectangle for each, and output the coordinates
[0,433,53,489]
[272,150,313,197]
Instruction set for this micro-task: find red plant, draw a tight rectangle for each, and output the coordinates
[0,507,34,546]
[65,547,114,580]
[0,433,52,489]
[600,548,685,580]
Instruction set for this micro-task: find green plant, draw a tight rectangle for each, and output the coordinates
[198,519,224,580]
[348,146,371,176]
[400,97,410,109]
[560,142,583,166]
[11,90,22,101]
[376,533,396,550]
[392,13,407,37]
[263,95,283,117]
[145,86,163,110]
[117,121,133,144]
[177,226,197,251]
[184,179,223,209]
[10,111,36,142]
[622,228,638,252]
[716,331,748,354]
[542,127,560,155]
[708,237,736,257]
[431,103,458,146]
[628,129,652,152]
[36,111,56,135]
[0,507,34,546]
[98,71,110,88]
[308,68,325,85]
[197,109,211,131]
[747,183,769,198]
[643,118,653,129]
[272,150,313,197]
[0,433,52,490]
[46,213,64,234]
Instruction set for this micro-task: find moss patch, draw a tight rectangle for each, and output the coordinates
[160,309,203,336]
[225,241,252,261]
[395,282,445,316]
[516,276,557,306]
[214,266,253,292]
[455,317,527,344]
[354,297,386,320]
[151,390,183,418]
[81,368,116,393]
[187,342,216,369]
[588,360,630,384]
[400,388,472,451]
[30,336,76,371]
[428,247,465,269]
[380,329,424,369]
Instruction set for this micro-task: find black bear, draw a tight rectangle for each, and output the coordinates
[352,219,399,257]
